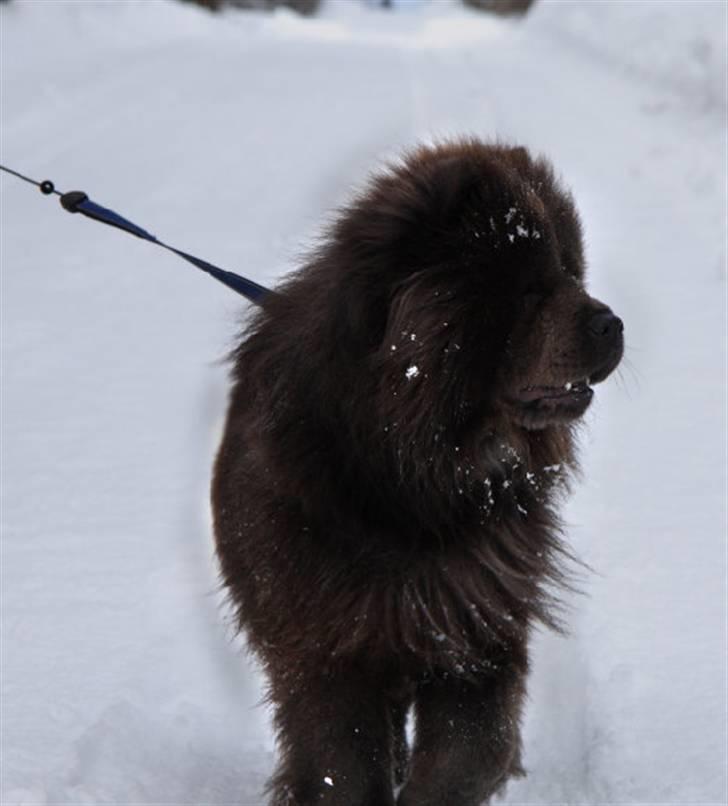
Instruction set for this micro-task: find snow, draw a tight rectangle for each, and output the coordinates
[1,0,726,803]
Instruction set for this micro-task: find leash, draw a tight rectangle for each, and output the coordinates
[0,164,270,304]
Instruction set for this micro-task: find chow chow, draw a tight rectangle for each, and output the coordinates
[212,139,623,805]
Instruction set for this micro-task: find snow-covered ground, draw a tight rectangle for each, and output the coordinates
[1,0,726,803]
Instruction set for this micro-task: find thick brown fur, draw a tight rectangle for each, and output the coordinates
[212,139,623,805]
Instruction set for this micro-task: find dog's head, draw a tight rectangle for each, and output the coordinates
[320,140,623,444]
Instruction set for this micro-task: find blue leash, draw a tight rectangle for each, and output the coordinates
[0,164,270,305]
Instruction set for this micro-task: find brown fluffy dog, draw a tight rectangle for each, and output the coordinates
[212,140,623,805]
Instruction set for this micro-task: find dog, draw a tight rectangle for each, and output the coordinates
[212,139,623,805]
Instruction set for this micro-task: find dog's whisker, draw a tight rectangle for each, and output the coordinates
[617,355,641,395]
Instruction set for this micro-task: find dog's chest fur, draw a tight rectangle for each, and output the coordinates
[228,465,562,678]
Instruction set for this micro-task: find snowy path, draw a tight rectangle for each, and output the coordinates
[1,1,725,803]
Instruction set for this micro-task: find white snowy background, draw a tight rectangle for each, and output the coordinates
[1,0,726,803]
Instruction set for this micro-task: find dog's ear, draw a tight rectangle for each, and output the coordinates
[387,154,483,264]
[321,154,476,356]
[333,153,482,272]
[412,153,482,228]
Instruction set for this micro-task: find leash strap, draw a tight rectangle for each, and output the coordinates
[1,165,270,304]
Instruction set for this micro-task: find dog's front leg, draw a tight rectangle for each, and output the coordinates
[266,665,398,806]
[398,662,527,806]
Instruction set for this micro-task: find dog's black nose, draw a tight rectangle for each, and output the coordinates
[588,310,623,341]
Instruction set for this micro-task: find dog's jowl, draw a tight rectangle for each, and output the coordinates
[212,140,623,806]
